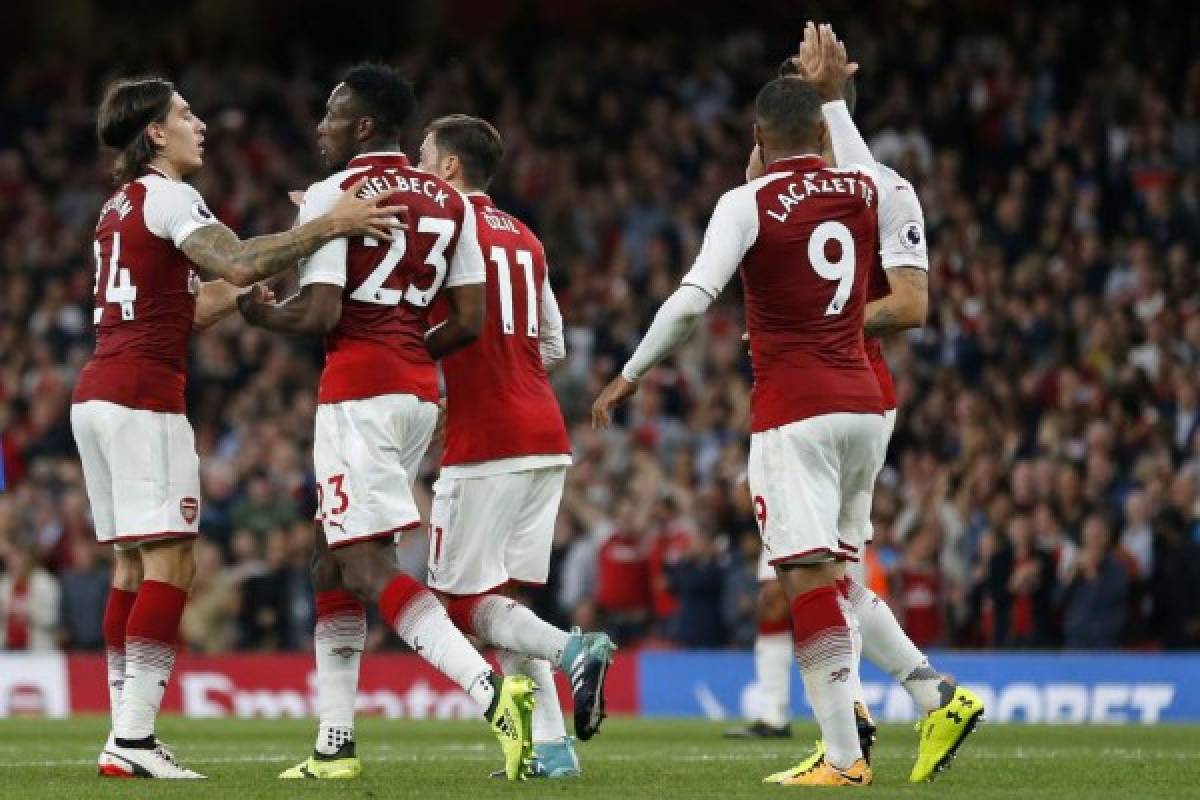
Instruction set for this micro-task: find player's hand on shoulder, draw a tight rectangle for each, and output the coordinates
[327,175,411,240]
[592,374,639,430]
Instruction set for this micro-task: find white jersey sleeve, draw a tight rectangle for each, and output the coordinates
[295,177,349,288]
[539,272,566,369]
[821,100,877,180]
[444,194,486,288]
[680,180,765,298]
[875,166,929,270]
[142,176,219,248]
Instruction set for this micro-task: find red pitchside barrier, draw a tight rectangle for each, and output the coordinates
[66,652,639,718]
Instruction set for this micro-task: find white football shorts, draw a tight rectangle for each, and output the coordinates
[71,400,201,548]
[427,465,567,595]
[748,411,887,569]
[313,393,437,548]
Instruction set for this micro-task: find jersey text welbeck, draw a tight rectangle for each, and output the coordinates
[358,170,449,208]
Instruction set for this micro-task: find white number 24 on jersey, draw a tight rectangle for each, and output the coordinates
[351,217,456,307]
[808,220,856,316]
[92,232,138,323]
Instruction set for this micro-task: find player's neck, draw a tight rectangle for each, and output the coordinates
[147,157,183,181]
[353,140,403,158]
[764,148,821,165]
[453,180,484,196]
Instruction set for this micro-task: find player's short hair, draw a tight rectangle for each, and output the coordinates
[341,63,416,140]
[96,77,175,184]
[777,58,857,114]
[426,114,504,189]
[754,77,825,149]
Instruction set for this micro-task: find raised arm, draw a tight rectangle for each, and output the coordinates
[785,22,875,170]
[180,176,406,287]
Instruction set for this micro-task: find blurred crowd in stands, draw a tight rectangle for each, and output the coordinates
[2,3,1199,655]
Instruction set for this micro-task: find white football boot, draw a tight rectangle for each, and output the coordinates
[98,737,206,779]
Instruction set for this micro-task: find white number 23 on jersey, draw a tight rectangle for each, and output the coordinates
[351,217,455,307]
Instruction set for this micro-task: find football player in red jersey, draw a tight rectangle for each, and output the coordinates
[77,76,405,780]
[752,25,982,786]
[593,28,886,787]
[418,115,616,778]
[239,67,535,782]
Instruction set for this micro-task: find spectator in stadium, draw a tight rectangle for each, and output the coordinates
[1,3,1199,656]
[180,538,238,653]
[722,531,762,650]
[0,540,61,651]
[1059,514,1130,648]
[894,522,946,648]
[592,497,653,645]
[663,531,727,648]
[236,528,294,650]
[57,537,109,650]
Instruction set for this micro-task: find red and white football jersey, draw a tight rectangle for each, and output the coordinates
[296,152,485,405]
[437,194,571,469]
[684,155,885,432]
[864,163,929,410]
[73,167,217,413]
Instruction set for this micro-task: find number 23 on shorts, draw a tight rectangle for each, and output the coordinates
[315,473,350,519]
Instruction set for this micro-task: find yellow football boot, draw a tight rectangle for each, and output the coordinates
[910,685,984,782]
[782,756,872,786]
[278,744,362,780]
[486,674,537,781]
[763,741,825,784]
[763,702,877,783]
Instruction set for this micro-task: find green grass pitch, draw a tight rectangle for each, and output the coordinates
[0,715,1196,798]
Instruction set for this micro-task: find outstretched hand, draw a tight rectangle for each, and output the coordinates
[592,374,638,430]
[807,22,859,102]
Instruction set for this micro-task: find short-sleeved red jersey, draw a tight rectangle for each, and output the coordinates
[437,194,570,466]
[296,152,485,406]
[73,168,217,413]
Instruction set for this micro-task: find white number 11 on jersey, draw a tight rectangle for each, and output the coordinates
[489,246,538,337]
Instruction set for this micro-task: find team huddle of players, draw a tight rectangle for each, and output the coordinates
[73,22,982,788]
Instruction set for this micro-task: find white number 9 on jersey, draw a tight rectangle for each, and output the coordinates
[808,220,856,316]
[351,217,456,308]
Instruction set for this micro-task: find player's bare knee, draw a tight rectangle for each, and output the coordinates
[139,537,197,589]
[776,560,841,598]
[310,551,342,592]
[330,546,387,605]
[111,548,144,591]
[757,579,788,621]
